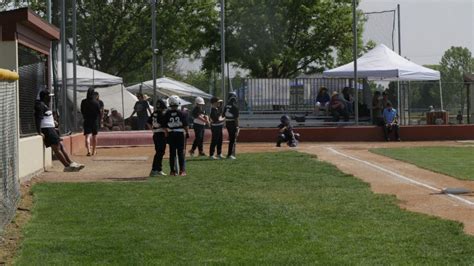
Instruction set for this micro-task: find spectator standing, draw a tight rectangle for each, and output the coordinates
[382,102,400,141]
[94,91,104,128]
[209,97,224,159]
[81,87,101,156]
[341,87,354,114]
[35,90,84,172]
[223,92,240,159]
[315,87,330,115]
[189,97,209,157]
[130,93,152,130]
[372,91,384,126]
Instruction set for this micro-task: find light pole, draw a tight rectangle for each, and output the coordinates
[220,0,226,99]
[151,0,157,106]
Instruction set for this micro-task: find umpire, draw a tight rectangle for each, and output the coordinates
[223,92,239,159]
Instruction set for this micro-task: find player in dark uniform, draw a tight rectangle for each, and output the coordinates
[35,90,84,172]
[81,88,101,156]
[189,97,209,157]
[147,99,168,177]
[164,95,190,176]
[209,97,224,159]
[223,91,239,159]
[276,115,300,147]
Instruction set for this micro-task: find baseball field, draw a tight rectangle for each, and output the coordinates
[4,142,474,264]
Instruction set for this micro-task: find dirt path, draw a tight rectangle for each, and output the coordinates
[297,141,474,235]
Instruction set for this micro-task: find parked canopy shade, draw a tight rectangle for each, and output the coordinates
[323,44,440,81]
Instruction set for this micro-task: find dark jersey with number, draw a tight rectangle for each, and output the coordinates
[163,109,188,132]
[148,110,166,133]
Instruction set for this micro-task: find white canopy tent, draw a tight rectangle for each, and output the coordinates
[56,63,136,128]
[126,77,212,99]
[57,63,123,88]
[324,44,443,119]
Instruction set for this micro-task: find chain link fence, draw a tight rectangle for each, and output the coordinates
[0,69,20,231]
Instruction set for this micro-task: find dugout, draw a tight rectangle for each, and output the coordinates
[0,8,59,180]
[465,74,474,124]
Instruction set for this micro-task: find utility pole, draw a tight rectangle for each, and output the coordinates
[72,0,78,131]
[151,0,157,106]
[220,0,226,101]
[60,0,68,133]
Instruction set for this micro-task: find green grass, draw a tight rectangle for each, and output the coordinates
[15,152,474,264]
[370,146,474,181]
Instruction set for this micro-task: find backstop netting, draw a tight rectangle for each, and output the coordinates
[0,69,20,231]
[363,9,397,51]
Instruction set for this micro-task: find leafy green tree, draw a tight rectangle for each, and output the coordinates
[204,0,361,78]
[439,46,473,111]
[20,0,218,84]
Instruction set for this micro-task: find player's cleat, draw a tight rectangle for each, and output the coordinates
[188,150,195,157]
[149,170,166,177]
[210,155,218,160]
[86,152,92,156]
[179,171,187,176]
[218,154,225,159]
[199,152,207,157]
[70,162,85,170]
[227,155,236,160]
[170,171,177,176]
[63,166,79,172]
[276,143,281,147]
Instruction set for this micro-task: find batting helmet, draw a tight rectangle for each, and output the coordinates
[280,115,290,124]
[156,99,167,110]
[168,95,180,107]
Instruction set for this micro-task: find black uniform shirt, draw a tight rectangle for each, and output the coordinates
[81,98,101,121]
[148,110,166,133]
[210,107,223,126]
[223,103,239,119]
[278,123,294,138]
[163,109,188,132]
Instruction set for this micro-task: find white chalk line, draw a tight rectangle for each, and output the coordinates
[325,147,474,207]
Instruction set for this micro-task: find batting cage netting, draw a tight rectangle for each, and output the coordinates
[363,9,397,51]
[0,69,20,231]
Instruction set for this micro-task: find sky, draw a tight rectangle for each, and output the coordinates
[359,0,474,65]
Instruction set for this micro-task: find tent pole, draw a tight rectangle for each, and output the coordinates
[397,80,401,124]
[352,0,358,125]
[121,84,125,130]
[439,80,444,111]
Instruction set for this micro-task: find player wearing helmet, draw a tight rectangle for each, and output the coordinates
[147,99,168,177]
[223,92,239,159]
[164,95,189,176]
[189,97,209,157]
[277,115,300,147]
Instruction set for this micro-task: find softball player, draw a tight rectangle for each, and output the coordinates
[189,97,209,157]
[147,99,168,177]
[209,97,224,159]
[223,92,239,159]
[164,95,189,176]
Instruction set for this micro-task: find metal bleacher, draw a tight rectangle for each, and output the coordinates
[238,111,371,128]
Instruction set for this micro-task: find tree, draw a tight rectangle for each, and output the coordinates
[439,46,473,111]
[21,0,218,84]
[202,0,361,78]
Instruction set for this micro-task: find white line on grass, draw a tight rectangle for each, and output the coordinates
[326,147,474,207]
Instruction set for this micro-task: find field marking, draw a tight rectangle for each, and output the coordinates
[326,147,474,207]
